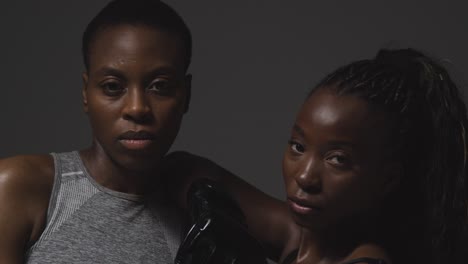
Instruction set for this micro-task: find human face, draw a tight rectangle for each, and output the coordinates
[82,25,190,172]
[283,88,396,229]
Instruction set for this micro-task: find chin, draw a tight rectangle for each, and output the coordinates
[115,150,166,172]
[292,209,342,232]
[120,159,162,174]
[290,211,324,230]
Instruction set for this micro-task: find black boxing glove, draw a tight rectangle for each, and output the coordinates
[174,178,268,264]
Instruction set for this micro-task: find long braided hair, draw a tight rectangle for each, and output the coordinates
[312,49,468,263]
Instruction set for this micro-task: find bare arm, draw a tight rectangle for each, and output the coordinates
[0,155,54,263]
[163,151,300,261]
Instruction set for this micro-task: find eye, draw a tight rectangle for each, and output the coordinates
[100,81,125,96]
[327,153,351,168]
[148,78,172,94]
[288,140,305,154]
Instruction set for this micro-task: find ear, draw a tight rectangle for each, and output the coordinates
[82,72,89,113]
[183,74,192,113]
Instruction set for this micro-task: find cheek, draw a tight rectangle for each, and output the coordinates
[149,98,186,140]
[282,151,300,195]
[325,173,380,215]
[152,99,185,124]
[282,152,293,183]
[87,98,121,131]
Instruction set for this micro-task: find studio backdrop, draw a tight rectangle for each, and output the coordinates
[0,0,466,198]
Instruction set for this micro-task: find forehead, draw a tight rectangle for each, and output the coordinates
[296,88,391,145]
[87,24,185,73]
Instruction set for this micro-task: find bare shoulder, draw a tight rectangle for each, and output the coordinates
[0,154,55,192]
[0,154,55,256]
[0,154,55,231]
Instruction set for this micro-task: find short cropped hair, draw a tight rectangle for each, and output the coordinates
[82,0,192,72]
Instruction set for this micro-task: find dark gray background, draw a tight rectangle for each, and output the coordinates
[0,0,466,199]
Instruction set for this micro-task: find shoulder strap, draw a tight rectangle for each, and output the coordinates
[45,152,62,223]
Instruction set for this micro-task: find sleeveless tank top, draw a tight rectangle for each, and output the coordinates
[25,151,184,264]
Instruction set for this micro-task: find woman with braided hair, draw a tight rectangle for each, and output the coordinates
[279,48,468,263]
[168,48,468,264]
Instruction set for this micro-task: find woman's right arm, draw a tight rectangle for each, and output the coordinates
[0,156,54,263]
[164,151,300,262]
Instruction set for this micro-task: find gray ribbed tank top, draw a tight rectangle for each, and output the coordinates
[25,151,184,264]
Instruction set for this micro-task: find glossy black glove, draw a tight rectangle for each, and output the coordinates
[175,178,268,264]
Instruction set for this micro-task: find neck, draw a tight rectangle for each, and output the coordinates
[80,142,162,195]
[296,214,381,263]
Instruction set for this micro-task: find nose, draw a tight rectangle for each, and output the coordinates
[295,157,322,194]
[122,87,153,124]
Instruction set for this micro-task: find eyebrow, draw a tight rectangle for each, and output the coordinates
[93,66,179,78]
[93,67,125,78]
[293,124,305,137]
[326,141,355,149]
[293,124,355,149]
[145,67,179,76]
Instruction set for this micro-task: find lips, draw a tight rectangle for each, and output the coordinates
[118,130,156,150]
[118,130,156,140]
[287,196,323,215]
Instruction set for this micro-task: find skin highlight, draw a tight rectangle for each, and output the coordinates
[282,88,395,263]
[81,24,191,194]
[0,23,191,263]
[0,4,299,261]
[166,49,468,264]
